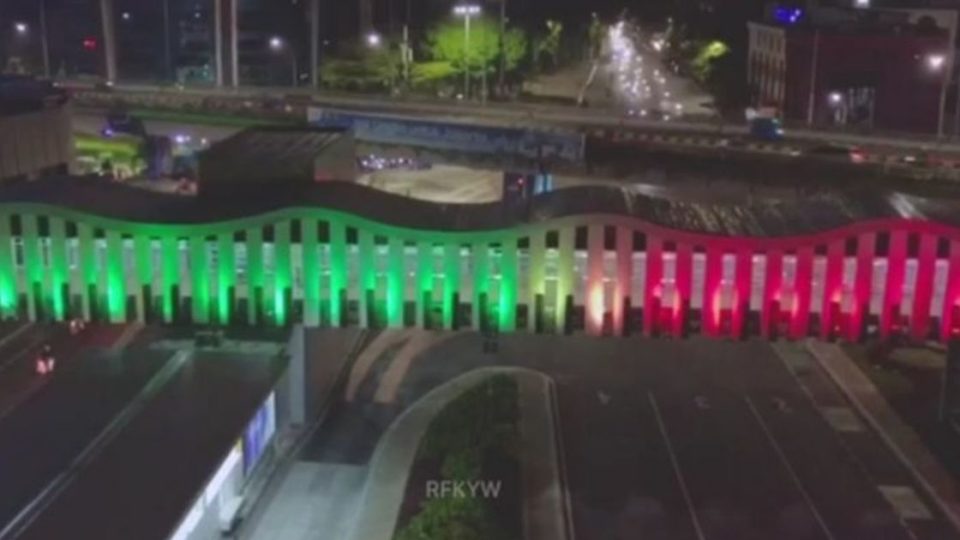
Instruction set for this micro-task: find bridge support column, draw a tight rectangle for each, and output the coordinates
[472,242,488,331]
[732,248,752,339]
[614,227,633,336]
[247,227,264,326]
[189,236,209,325]
[160,236,177,324]
[417,241,433,329]
[761,250,782,339]
[528,231,546,333]
[911,234,938,340]
[328,221,346,327]
[585,225,604,336]
[22,215,41,322]
[443,243,460,330]
[0,215,16,319]
[820,240,845,340]
[556,227,575,334]
[702,246,723,337]
[850,233,876,342]
[880,231,907,339]
[49,218,69,322]
[301,220,319,327]
[358,230,374,328]
[217,232,236,326]
[789,247,814,339]
[274,221,292,326]
[387,237,404,328]
[499,239,518,332]
[674,242,693,338]
[643,235,662,337]
[941,241,960,341]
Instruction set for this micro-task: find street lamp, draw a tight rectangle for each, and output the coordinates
[14,22,28,35]
[926,52,952,137]
[268,36,298,87]
[366,32,382,48]
[453,4,481,100]
[828,91,842,105]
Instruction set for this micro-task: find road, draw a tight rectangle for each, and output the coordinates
[16,346,286,540]
[277,331,960,540]
[0,323,170,538]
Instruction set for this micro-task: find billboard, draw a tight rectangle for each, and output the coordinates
[242,392,277,475]
[308,108,585,164]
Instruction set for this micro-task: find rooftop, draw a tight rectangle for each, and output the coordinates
[0,176,957,238]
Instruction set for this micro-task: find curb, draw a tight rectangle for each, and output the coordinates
[804,340,960,534]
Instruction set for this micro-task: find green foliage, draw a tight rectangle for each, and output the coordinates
[410,61,458,86]
[535,20,564,69]
[394,375,519,540]
[320,44,399,91]
[690,40,729,83]
[426,17,527,74]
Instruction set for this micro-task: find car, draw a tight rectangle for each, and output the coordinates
[68,318,86,335]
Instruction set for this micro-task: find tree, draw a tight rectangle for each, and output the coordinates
[535,20,564,71]
[426,17,527,75]
[320,42,399,91]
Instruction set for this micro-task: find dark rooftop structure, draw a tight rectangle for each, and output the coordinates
[1,176,958,237]
[198,126,357,197]
[0,75,68,116]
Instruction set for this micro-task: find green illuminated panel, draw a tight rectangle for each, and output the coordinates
[387,237,404,327]
[77,223,96,320]
[21,215,41,320]
[472,242,489,330]
[443,243,459,329]
[274,221,291,326]
[246,227,264,325]
[189,236,209,324]
[217,233,235,325]
[499,240,517,332]
[0,215,15,318]
[301,219,319,326]
[358,230,374,326]
[328,220,346,326]
[133,235,151,321]
[49,217,69,321]
[105,231,126,322]
[161,236,178,323]
[416,241,433,328]
[556,227,574,330]
[528,232,545,332]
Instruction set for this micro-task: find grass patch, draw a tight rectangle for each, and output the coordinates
[393,374,521,540]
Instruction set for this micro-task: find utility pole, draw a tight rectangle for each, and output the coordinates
[498,0,507,93]
[99,0,117,83]
[215,0,223,86]
[39,0,50,79]
[805,29,820,126]
[163,0,172,82]
[310,0,320,88]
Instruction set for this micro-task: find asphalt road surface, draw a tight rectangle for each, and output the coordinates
[0,323,170,537]
[313,332,960,540]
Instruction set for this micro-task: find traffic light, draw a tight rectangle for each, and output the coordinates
[82,37,98,51]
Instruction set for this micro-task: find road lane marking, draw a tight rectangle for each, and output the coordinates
[0,322,32,350]
[819,406,865,433]
[648,392,706,540]
[745,396,836,540]
[878,486,933,521]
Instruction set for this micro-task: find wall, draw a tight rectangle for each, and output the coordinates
[0,204,959,343]
[0,105,73,181]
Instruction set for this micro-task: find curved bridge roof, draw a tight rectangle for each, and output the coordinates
[0,176,958,238]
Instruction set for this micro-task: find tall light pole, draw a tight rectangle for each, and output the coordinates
[38,0,50,78]
[454,4,481,99]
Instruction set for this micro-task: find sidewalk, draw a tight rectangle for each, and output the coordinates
[349,367,570,540]
[805,339,960,532]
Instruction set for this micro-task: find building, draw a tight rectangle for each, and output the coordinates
[197,127,357,198]
[748,5,951,133]
[0,178,959,343]
[0,76,73,182]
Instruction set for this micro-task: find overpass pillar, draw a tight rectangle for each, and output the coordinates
[358,230,374,328]
[820,240,845,340]
[0,215,16,319]
[99,0,117,83]
[674,242,693,338]
[850,233,876,342]
[556,228,575,334]
[418,241,433,329]
[910,234,938,341]
[643,235,663,337]
[301,220,320,327]
[761,250,783,339]
[613,226,633,336]
[387,237,404,328]
[443,242,460,330]
[585,225,605,336]
[732,248,752,339]
[941,241,960,342]
[880,231,908,339]
[789,247,814,340]
[471,242,488,331]
[528,231,545,333]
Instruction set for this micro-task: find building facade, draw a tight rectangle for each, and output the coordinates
[0,181,959,343]
[748,12,949,132]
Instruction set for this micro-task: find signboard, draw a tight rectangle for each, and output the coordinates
[308,108,585,164]
[242,391,277,475]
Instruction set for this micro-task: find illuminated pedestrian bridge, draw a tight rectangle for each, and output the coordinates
[1,178,959,342]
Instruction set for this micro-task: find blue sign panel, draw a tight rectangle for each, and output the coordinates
[242,392,277,475]
[309,108,585,163]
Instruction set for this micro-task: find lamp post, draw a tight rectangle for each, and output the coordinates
[454,4,481,100]
[928,52,952,138]
[269,36,298,87]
